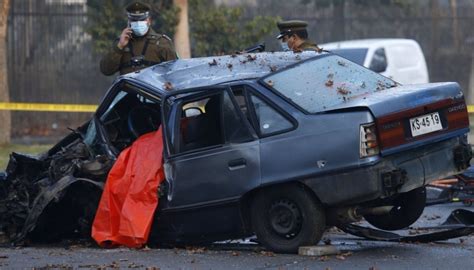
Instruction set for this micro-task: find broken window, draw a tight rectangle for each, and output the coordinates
[96,85,161,152]
[262,55,397,113]
[232,86,293,137]
[176,90,253,154]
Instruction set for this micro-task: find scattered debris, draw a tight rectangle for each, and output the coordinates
[186,246,207,254]
[208,59,218,66]
[336,251,353,260]
[337,60,347,67]
[247,54,257,62]
[227,63,233,71]
[270,65,278,72]
[337,87,351,95]
[325,80,334,87]
[266,80,274,87]
[164,82,173,91]
[259,251,276,257]
[319,256,330,262]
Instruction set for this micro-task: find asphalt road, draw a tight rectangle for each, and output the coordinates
[0,203,472,270]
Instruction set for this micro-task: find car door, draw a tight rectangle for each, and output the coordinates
[162,87,261,209]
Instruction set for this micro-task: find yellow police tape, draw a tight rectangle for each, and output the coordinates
[0,102,474,114]
[0,102,97,112]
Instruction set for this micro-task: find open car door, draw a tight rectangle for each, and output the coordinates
[159,86,261,239]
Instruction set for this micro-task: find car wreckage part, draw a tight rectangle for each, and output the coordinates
[338,208,474,243]
[250,184,325,254]
[0,134,112,244]
[326,206,394,225]
[364,186,426,231]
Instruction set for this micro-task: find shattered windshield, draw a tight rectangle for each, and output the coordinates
[262,54,397,113]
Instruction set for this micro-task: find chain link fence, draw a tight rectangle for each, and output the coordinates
[7,0,474,141]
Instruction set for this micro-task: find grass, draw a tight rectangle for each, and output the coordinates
[0,144,52,171]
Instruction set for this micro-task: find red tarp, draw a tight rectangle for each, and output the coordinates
[92,128,165,248]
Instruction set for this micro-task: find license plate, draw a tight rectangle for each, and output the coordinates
[409,112,442,137]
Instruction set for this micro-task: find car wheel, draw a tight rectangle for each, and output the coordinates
[364,186,426,231]
[251,185,325,253]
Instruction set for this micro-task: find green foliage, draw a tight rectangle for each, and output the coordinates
[86,0,179,54]
[189,0,278,57]
[301,0,411,8]
[87,0,278,57]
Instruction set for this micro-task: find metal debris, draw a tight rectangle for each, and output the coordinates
[208,59,218,66]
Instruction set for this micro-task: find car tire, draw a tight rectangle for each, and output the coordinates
[364,186,426,231]
[251,184,325,253]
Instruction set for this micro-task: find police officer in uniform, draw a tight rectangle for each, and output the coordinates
[100,1,178,76]
[276,20,321,52]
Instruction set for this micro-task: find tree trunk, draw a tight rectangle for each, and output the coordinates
[0,0,11,144]
[173,0,191,58]
[331,0,346,42]
[450,0,459,50]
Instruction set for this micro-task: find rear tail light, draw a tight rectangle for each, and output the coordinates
[360,123,380,158]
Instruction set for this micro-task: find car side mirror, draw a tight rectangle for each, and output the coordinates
[184,107,203,117]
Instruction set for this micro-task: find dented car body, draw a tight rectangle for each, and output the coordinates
[0,51,471,253]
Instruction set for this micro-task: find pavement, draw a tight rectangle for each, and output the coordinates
[0,203,472,270]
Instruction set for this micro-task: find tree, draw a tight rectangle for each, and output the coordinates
[0,0,11,144]
[87,0,278,57]
[188,0,278,57]
[173,0,190,58]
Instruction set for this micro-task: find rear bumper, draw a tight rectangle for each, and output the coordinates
[303,136,471,206]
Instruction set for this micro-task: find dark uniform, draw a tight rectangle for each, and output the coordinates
[100,1,178,76]
[276,20,321,52]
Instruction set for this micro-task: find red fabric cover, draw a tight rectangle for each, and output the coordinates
[92,128,165,248]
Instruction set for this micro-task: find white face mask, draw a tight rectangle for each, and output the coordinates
[280,41,290,51]
[130,21,149,36]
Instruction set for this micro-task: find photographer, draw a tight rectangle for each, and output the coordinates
[100,1,178,76]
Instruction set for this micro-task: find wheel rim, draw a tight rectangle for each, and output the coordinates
[268,199,302,239]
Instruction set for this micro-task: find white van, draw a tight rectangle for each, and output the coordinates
[320,39,429,84]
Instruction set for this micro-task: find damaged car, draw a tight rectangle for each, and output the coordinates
[0,51,471,253]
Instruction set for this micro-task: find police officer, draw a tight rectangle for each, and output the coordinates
[100,1,178,76]
[276,20,321,52]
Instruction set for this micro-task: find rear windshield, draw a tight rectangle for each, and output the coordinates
[330,48,368,66]
[262,54,397,113]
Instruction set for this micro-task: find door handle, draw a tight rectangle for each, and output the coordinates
[228,158,247,170]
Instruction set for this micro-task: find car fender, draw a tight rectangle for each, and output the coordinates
[14,176,103,243]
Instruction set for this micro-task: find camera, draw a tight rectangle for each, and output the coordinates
[131,55,145,67]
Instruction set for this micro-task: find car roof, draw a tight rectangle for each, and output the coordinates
[321,38,419,49]
[123,51,326,94]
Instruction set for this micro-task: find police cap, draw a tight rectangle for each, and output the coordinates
[126,1,151,21]
[276,20,308,39]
